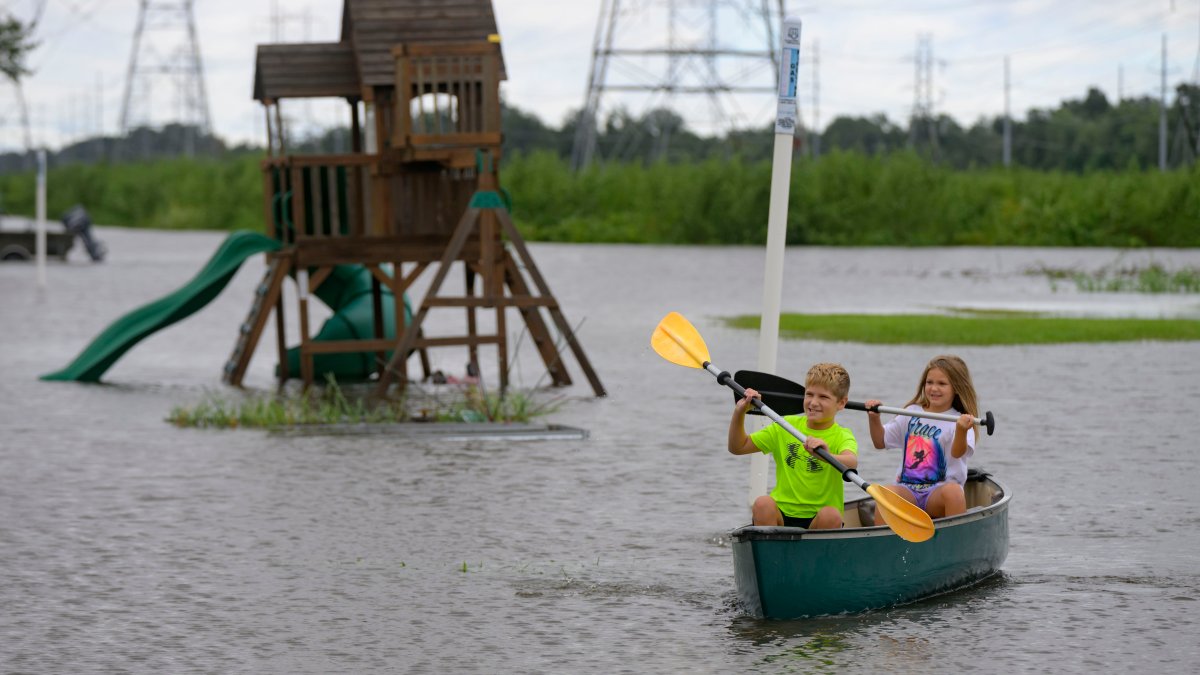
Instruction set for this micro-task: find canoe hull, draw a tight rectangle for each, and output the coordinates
[732,476,1010,619]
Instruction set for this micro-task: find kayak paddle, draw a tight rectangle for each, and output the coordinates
[651,311,935,543]
[732,369,996,436]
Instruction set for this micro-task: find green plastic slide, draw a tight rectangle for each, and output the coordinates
[41,230,413,383]
[41,231,282,382]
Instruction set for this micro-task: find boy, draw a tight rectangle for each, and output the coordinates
[727,362,858,529]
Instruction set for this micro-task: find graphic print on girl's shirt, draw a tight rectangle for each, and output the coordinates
[899,417,946,484]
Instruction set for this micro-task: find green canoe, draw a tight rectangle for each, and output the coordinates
[732,471,1010,619]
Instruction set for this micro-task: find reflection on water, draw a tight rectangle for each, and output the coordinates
[1,228,1199,672]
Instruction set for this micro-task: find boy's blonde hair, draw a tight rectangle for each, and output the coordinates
[906,354,979,419]
[805,362,850,400]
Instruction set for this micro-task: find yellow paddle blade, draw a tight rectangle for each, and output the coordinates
[651,312,711,368]
[867,484,936,543]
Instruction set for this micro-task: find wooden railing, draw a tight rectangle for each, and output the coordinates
[261,154,377,244]
[392,42,502,166]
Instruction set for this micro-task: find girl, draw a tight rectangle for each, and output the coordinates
[866,355,980,521]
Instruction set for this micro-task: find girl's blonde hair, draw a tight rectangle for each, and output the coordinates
[906,355,979,419]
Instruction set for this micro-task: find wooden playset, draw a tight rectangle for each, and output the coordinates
[237,0,604,397]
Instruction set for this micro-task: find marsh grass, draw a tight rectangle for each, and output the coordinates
[1030,263,1200,294]
[724,313,1200,345]
[5,151,1200,246]
[167,374,562,429]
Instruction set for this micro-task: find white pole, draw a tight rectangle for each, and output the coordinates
[35,149,47,289]
[749,16,802,505]
[1003,56,1012,167]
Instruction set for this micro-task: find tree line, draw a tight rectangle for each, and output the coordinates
[4,82,1198,176]
[501,84,1200,172]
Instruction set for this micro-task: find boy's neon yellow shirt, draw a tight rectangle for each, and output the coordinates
[750,415,858,518]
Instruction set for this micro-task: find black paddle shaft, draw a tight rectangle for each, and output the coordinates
[731,369,876,415]
[708,363,863,486]
[732,369,995,436]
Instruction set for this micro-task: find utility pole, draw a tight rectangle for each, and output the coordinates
[909,33,937,156]
[910,36,921,147]
[1194,3,1200,158]
[1160,33,1168,172]
[96,72,105,161]
[1118,63,1124,100]
[811,40,820,158]
[1003,55,1012,167]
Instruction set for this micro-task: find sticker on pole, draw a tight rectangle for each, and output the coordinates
[774,19,802,135]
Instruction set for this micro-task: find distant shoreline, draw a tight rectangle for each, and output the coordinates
[724,312,1200,344]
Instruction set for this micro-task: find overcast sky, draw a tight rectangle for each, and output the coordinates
[2,0,1198,152]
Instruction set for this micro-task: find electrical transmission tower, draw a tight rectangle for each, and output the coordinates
[119,0,212,149]
[909,32,938,156]
[571,0,787,169]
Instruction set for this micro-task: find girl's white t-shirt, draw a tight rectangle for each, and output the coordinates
[882,404,975,486]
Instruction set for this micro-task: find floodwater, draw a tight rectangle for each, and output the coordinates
[2,227,1200,673]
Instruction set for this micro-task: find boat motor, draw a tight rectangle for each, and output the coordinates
[61,205,106,262]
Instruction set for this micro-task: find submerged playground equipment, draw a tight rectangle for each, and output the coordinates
[40,230,415,383]
[44,0,605,395]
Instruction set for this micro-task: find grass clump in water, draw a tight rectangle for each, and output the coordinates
[168,374,560,429]
[724,313,1200,346]
[1030,263,1200,294]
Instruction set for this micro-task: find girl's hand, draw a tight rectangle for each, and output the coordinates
[956,413,974,433]
[864,399,882,420]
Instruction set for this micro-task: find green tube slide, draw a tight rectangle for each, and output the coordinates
[282,263,413,382]
[41,229,411,383]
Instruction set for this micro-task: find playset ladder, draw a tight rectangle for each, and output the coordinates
[223,253,291,386]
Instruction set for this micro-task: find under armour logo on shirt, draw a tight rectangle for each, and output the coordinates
[786,443,824,472]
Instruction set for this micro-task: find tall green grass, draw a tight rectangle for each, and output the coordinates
[3,150,1198,246]
[504,151,1200,246]
[0,155,264,231]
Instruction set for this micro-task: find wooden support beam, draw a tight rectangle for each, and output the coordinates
[297,267,314,389]
[376,207,481,393]
[398,261,429,293]
[308,266,332,292]
[465,265,480,383]
[302,335,501,355]
[423,296,555,308]
[367,263,398,292]
[502,252,571,387]
[274,283,289,389]
[498,210,606,396]
[295,239,480,267]
[371,269,385,378]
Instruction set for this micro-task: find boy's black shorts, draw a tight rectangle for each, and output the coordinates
[781,513,815,528]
